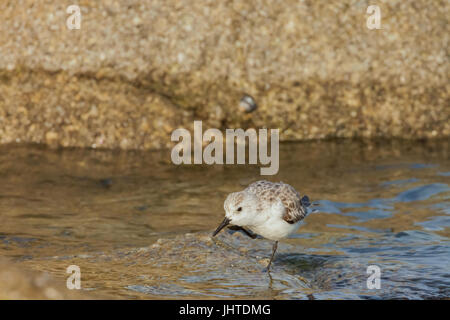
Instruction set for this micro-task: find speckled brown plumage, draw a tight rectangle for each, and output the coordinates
[246,180,309,224]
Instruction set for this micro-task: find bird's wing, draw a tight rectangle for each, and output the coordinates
[275,183,308,224]
[247,181,309,224]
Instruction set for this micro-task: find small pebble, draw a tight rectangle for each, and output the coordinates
[239,94,257,113]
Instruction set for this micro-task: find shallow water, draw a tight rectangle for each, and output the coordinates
[0,140,449,299]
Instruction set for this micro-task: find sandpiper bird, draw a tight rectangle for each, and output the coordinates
[212,180,311,272]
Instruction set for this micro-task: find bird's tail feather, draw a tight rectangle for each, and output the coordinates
[302,195,320,215]
[301,195,311,207]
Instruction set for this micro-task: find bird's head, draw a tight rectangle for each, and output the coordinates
[212,191,259,237]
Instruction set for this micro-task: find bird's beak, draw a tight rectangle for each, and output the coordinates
[212,217,230,237]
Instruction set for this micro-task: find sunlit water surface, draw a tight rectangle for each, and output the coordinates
[0,140,449,299]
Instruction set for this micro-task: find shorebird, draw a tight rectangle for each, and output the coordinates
[212,180,311,272]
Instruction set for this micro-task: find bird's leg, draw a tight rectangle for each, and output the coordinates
[266,241,278,272]
[240,227,257,239]
[227,225,257,239]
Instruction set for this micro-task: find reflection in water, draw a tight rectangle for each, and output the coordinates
[0,139,449,299]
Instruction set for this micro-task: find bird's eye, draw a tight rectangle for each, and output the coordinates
[237,207,242,212]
